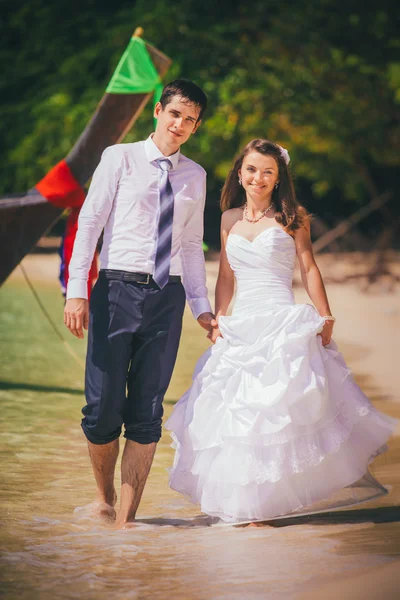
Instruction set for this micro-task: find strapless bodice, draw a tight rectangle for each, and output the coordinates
[227,227,296,313]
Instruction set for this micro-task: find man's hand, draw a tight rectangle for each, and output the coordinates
[64,298,89,339]
[197,312,218,332]
[197,312,222,344]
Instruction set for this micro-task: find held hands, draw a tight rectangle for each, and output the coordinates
[207,324,222,344]
[64,298,89,339]
[197,312,222,344]
[318,319,334,346]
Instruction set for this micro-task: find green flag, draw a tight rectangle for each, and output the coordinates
[106,36,161,95]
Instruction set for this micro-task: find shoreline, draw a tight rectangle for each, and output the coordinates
[8,249,400,404]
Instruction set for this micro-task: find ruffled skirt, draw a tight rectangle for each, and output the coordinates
[165,303,397,523]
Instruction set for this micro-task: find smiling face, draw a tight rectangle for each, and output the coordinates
[153,95,201,155]
[239,151,279,204]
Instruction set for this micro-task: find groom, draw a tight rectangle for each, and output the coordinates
[64,79,215,528]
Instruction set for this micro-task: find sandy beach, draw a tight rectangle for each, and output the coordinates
[2,248,400,599]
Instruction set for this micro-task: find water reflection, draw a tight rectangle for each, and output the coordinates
[2,401,399,600]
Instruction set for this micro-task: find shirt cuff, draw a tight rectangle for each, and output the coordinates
[188,297,213,320]
[66,279,88,300]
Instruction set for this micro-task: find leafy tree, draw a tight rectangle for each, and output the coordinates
[1,0,398,244]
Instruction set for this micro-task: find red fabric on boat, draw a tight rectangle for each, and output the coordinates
[36,160,85,208]
[36,160,97,297]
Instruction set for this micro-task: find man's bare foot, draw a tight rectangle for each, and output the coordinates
[97,489,118,521]
[114,518,137,530]
[92,500,117,521]
[74,500,116,522]
[74,490,117,522]
[103,489,118,508]
[114,440,157,530]
[86,438,119,521]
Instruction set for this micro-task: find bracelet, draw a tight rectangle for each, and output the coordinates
[323,316,336,322]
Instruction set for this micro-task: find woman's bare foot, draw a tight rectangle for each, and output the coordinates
[231,520,271,528]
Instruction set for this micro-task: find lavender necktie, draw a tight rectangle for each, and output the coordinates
[153,158,174,289]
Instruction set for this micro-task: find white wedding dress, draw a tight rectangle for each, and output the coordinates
[166,227,397,523]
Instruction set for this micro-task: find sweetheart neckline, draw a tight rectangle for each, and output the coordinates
[228,227,295,245]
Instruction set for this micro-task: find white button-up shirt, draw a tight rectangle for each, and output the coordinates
[67,135,211,318]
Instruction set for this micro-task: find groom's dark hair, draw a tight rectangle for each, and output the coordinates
[160,79,207,122]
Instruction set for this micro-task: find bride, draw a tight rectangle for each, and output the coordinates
[166,139,397,524]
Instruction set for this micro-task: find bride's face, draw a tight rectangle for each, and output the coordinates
[239,151,279,202]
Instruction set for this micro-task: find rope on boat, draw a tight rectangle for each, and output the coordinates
[19,262,85,369]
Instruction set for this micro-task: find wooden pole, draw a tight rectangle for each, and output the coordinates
[312,191,393,254]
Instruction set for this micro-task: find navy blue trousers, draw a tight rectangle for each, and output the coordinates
[82,272,186,445]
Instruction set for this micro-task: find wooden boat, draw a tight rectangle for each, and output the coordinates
[0,28,172,286]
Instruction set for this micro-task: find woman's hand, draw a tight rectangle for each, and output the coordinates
[207,324,223,344]
[319,320,334,346]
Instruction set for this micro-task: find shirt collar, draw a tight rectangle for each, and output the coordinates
[144,134,180,170]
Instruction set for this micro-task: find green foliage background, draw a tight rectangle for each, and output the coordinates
[1,0,399,243]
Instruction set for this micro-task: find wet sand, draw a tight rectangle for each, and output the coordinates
[1,251,399,599]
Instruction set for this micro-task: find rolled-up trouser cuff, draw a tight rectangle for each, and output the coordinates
[81,420,122,445]
[124,423,162,445]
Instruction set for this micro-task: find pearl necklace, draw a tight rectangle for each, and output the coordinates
[243,202,274,223]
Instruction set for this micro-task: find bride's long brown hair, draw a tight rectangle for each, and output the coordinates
[221,139,307,232]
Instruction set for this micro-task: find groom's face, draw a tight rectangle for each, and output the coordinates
[154,96,201,149]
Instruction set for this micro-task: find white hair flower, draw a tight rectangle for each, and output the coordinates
[277,145,290,165]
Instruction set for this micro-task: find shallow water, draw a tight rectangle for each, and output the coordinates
[1,279,400,599]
